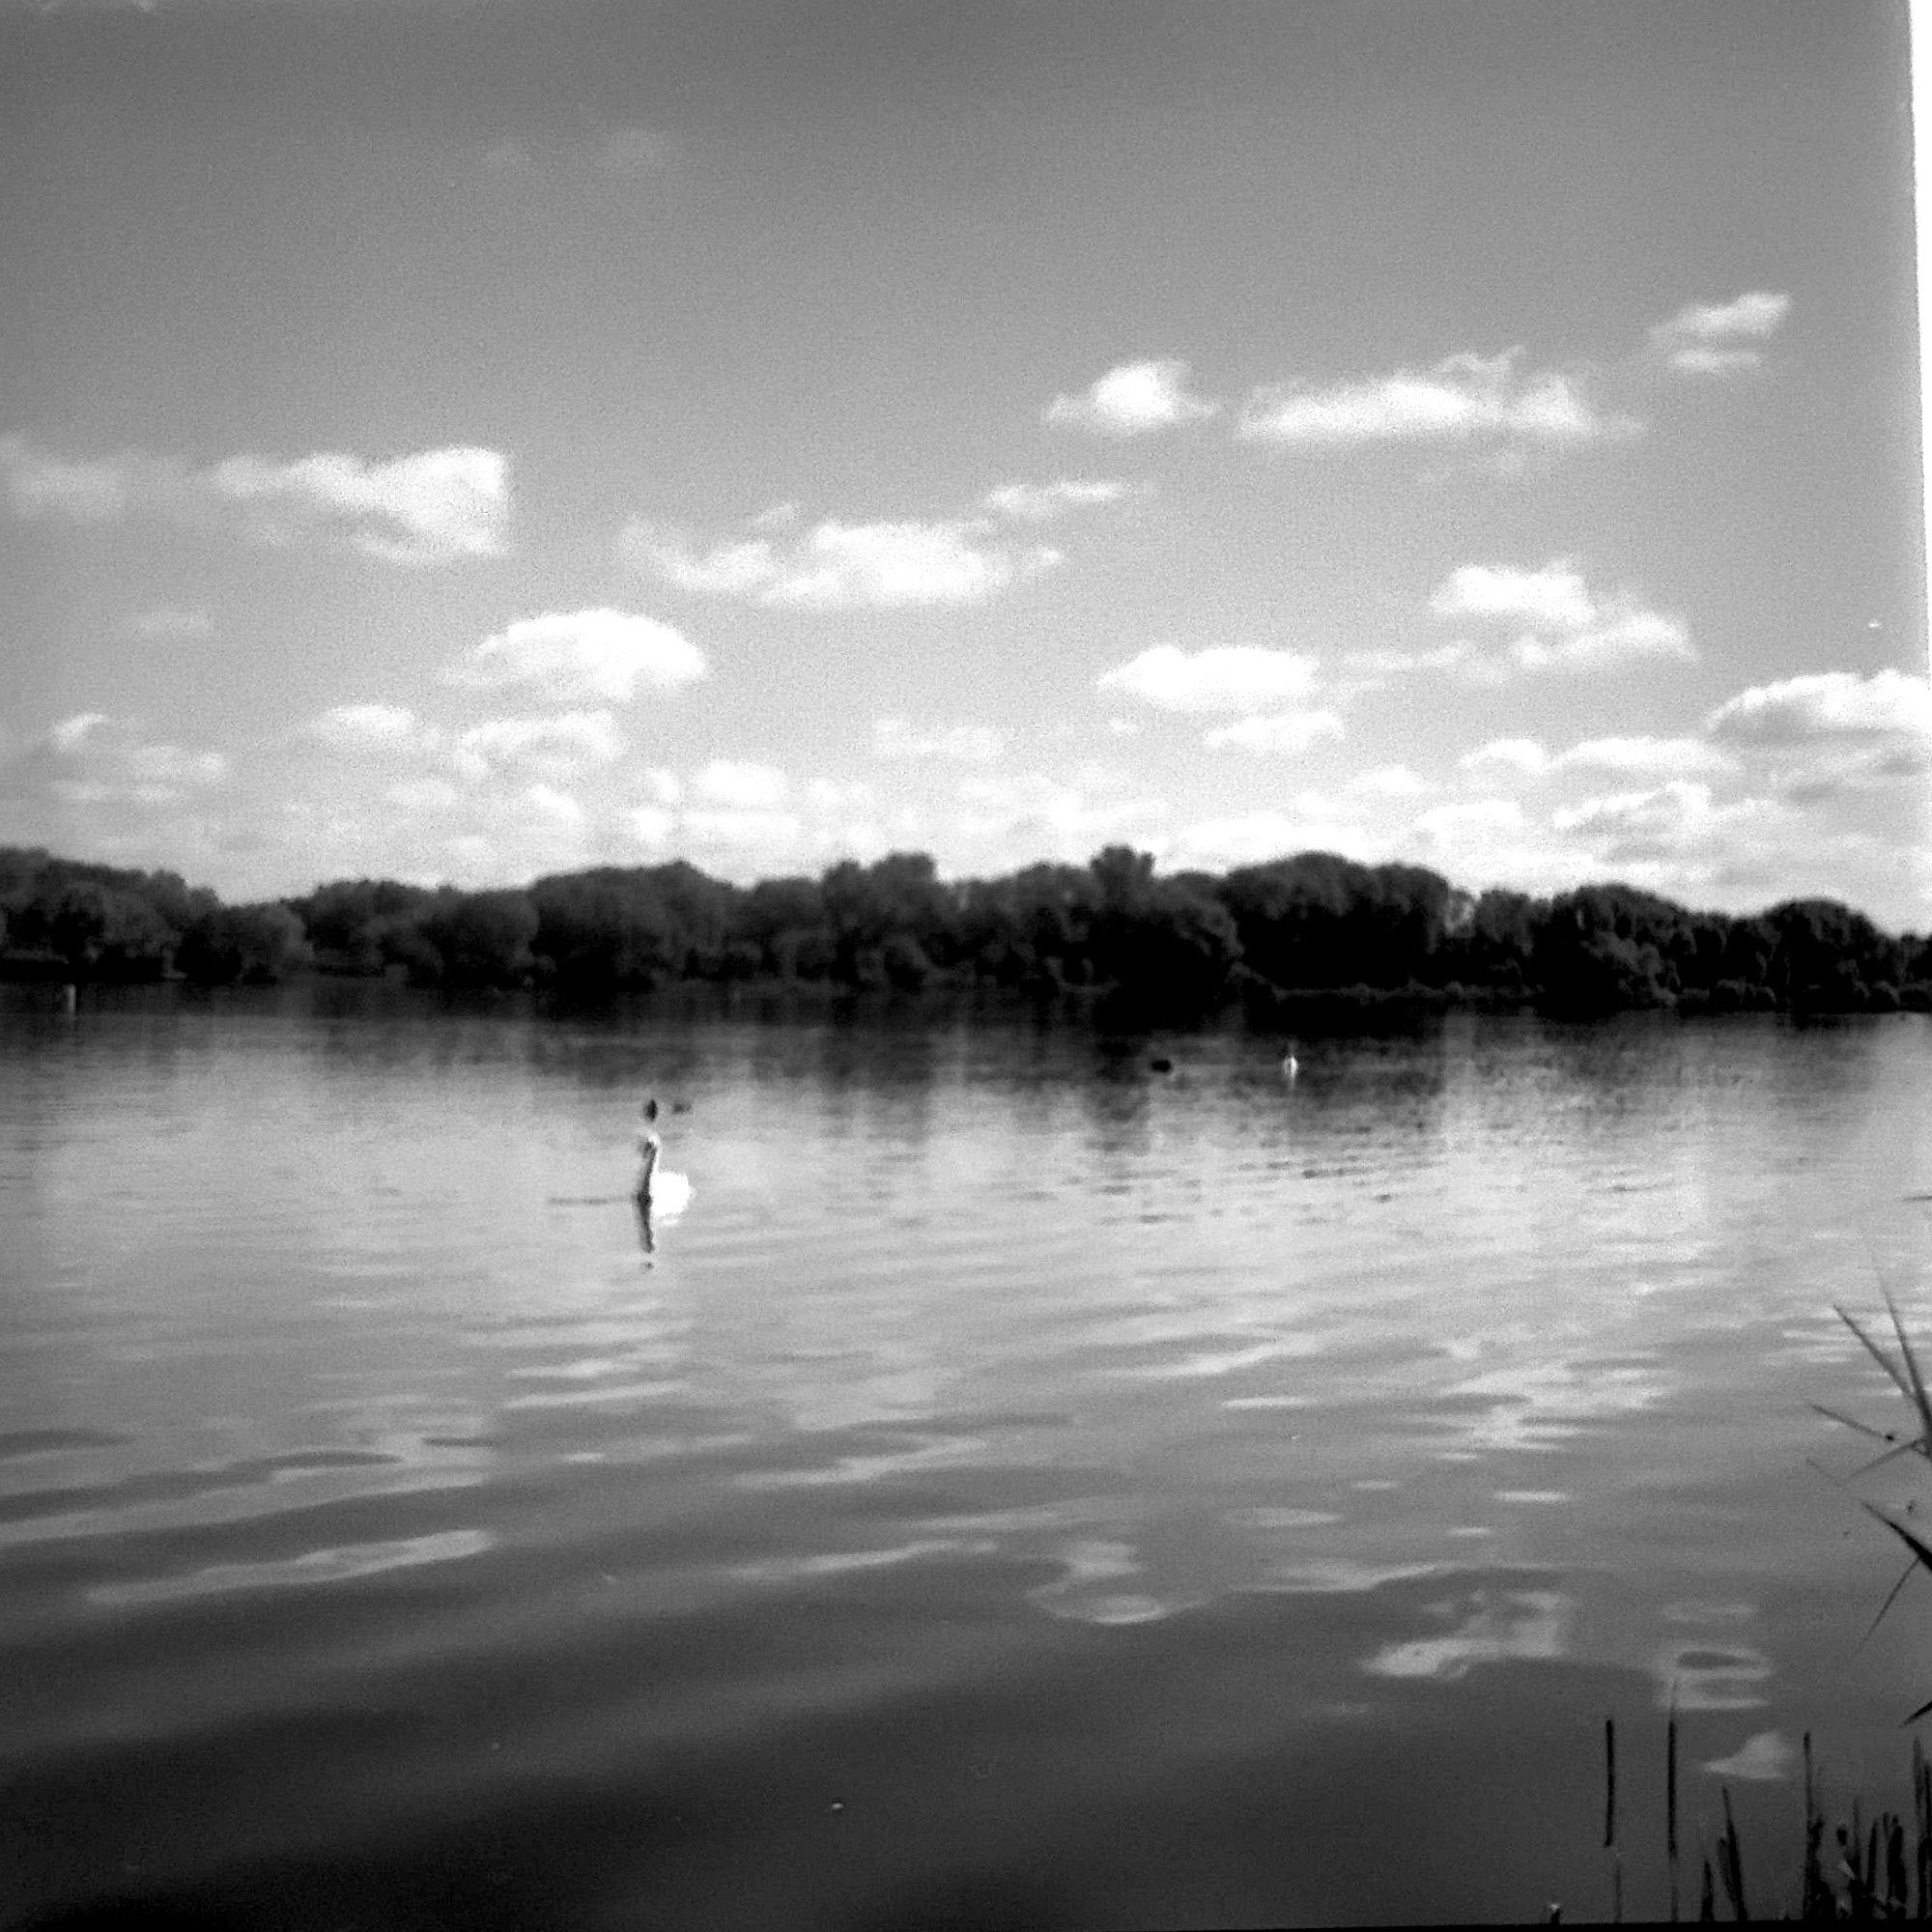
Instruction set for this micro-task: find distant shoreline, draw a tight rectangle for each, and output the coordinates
[6,842,1928,1022]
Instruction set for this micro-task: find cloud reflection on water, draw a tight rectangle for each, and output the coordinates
[87,1526,494,1606]
[1363,1588,1573,1682]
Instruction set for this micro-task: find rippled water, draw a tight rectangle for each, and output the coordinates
[4,984,1931,1927]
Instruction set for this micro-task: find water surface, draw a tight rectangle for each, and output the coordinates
[4,985,1930,1926]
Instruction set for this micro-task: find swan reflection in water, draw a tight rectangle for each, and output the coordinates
[634,1095,693,1258]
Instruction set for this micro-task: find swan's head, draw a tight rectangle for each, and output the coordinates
[641,1097,659,1122]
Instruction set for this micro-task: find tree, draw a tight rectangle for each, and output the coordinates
[177,902,312,983]
[419,890,539,987]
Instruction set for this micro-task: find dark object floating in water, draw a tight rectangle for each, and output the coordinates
[1907,1191,1932,1202]
[671,1100,692,1114]
[1149,1056,1174,1073]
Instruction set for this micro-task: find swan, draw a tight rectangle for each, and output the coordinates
[634,1094,693,1219]
[645,1169,693,1218]
[1281,1048,1299,1081]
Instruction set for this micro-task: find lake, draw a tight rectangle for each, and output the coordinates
[3,983,1930,1927]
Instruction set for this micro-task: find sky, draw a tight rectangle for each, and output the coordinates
[1,0,1927,930]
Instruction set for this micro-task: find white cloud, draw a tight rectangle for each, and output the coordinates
[953,772,1162,855]
[1163,800,1367,871]
[49,712,112,753]
[524,783,585,824]
[1702,668,1930,806]
[694,759,787,810]
[1413,798,1527,844]
[872,718,1004,763]
[1237,350,1628,449]
[1649,291,1792,378]
[1346,764,1430,799]
[0,435,510,564]
[1460,738,1549,779]
[802,776,873,810]
[681,808,804,853]
[1431,561,1597,628]
[453,710,626,781]
[444,609,705,703]
[1097,643,1319,715]
[627,513,1054,610]
[1202,710,1346,753]
[33,714,229,806]
[1339,640,1474,687]
[1044,359,1220,437]
[627,804,676,846]
[1510,611,1690,671]
[1551,735,1735,780]
[1427,559,1692,673]
[310,702,425,748]
[982,477,1134,521]
[1552,781,1714,845]
[203,445,508,564]
[1706,668,1931,745]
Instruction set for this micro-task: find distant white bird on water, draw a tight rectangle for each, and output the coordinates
[1281,1047,1299,1082]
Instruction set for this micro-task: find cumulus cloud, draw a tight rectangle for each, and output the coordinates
[679,809,806,858]
[1428,559,1691,673]
[872,718,1003,763]
[1346,764,1430,799]
[693,759,787,810]
[49,712,112,753]
[626,512,1055,610]
[1202,710,1346,753]
[524,783,586,824]
[1431,561,1596,628]
[309,702,426,748]
[981,477,1136,522]
[1649,291,1791,378]
[1096,643,1319,715]
[1460,739,1549,780]
[953,771,1162,857]
[1413,798,1528,844]
[1044,359,1219,437]
[1237,350,1629,450]
[1552,781,1712,839]
[1703,668,1930,804]
[202,446,508,564]
[443,609,705,703]
[452,710,626,781]
[1162,799,1367,871]
[1,435,510,565]
[1552,735,1735,780]
[31,712,228,807]
[1459,734,1732,783]
[1706,668,1931,746]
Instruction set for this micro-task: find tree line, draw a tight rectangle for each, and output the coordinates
[4,842,1929,1019]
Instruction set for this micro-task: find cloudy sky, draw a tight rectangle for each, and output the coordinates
[2,0,1927,928]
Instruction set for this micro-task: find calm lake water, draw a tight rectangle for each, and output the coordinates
[4,983,1931,1928]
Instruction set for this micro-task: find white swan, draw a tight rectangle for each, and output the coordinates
[645,1169,693,1218]
[634,1095,692,1219]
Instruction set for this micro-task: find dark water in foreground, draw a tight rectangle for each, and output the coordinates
[3,984,1931,1928]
